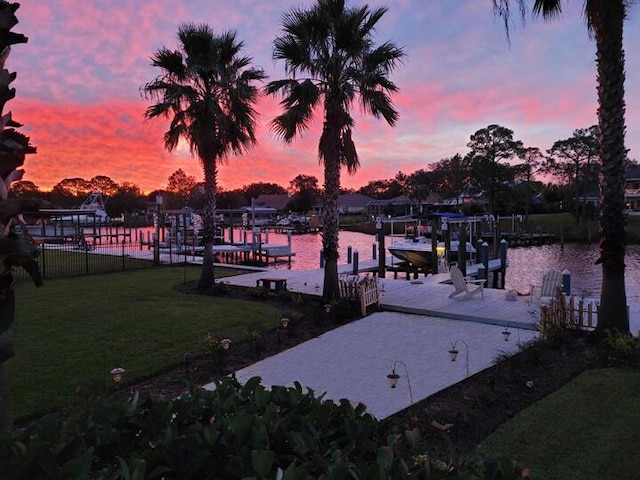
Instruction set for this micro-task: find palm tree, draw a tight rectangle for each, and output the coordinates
[266,0,405,302]
[142,25,266,289]
[493,0,633,335]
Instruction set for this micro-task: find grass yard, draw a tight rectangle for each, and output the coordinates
[477,368,640,479]
[9,266,290,421]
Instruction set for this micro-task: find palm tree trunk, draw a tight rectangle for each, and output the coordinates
[199,160,218,290]
[593,1,629,335]
[321,122,341,303]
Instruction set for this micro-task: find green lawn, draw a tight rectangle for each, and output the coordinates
[8,266,290,420]
[477,368,640,479]
[518,213,640,243]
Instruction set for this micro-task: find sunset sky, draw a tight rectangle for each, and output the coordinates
[9,1,640,194]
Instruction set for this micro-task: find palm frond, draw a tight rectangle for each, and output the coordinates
[341,127,359,174]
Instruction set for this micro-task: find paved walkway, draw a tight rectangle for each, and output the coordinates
[202,311,537,419]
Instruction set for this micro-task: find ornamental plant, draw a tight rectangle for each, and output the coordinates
[0,376,528,479]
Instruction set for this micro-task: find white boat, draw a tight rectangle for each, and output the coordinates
[388,236,477,267]
[58,191,109,225]
[24,192,110,238]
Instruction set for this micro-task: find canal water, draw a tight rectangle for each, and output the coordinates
[249,229,640,302]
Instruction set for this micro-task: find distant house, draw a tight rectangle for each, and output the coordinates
[338,193,374,214]
[578,166,640,212]
[311,193,375,215]
[366,193,444,217]
[366,195,414,217]
[626,166,640,211]
[252,194,291,212]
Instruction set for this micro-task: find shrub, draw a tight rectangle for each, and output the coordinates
[247,286,268,299]
[601,329,640,354]
[0,377,528,479]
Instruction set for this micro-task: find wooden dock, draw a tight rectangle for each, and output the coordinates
[220,259,537,331]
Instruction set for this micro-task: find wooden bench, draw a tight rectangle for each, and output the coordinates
[257,277,288,293]
[338,274,380,316]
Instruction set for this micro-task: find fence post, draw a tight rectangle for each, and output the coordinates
[478,265,486,282]
[476,239,484,265]
[562,269,571,295]
[122,241,125,271]
[40,242,46,280]
[85,242,90,275]
[499,239,508,288]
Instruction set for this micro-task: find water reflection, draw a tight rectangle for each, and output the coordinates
[262,230,640,302]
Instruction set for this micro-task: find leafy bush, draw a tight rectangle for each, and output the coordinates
[0,377,526,479]
[330,297,361,322]
[247,286,268,299]
[601,329,640,354]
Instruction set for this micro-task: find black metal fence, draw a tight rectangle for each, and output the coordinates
[12,241,162,283]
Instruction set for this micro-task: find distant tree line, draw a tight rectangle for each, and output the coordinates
[12,123,637,222]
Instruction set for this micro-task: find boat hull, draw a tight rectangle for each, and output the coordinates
[388,239,476,267]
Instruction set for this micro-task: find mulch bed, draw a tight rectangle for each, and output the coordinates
[120,282,640,459]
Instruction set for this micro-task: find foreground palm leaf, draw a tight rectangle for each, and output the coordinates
[266,0,404,301]
[142,25,266,289]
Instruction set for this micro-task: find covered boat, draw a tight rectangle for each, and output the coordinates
[387,212,478,267]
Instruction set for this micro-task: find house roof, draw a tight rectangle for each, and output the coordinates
[337,193,375,208]
[253,194,291,210]
[366,193,442,207]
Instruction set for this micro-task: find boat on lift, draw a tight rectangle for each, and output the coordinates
[387,213,478,267]
[388,237,477,267]
[58,191,109,225]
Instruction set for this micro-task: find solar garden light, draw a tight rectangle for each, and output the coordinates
[110,367,126,383]
[448,339,470,378]
[280,316,290,328]
[502,326,512,341]
[219,338,232,350]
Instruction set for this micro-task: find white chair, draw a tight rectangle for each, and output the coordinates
[448,266,485,300]
[531,270,563,303]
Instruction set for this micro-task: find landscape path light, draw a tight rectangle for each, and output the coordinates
[110,367,126,384]
[502,322,521,344]
[219,338,232,350]
[448,339,470,378]
[280,316,290,328]
[386,360,416,421]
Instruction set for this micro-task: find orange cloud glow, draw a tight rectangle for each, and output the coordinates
[8,0,640,194]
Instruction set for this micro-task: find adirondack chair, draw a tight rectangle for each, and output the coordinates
[531,270,563,303]
[448,266,485,300]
